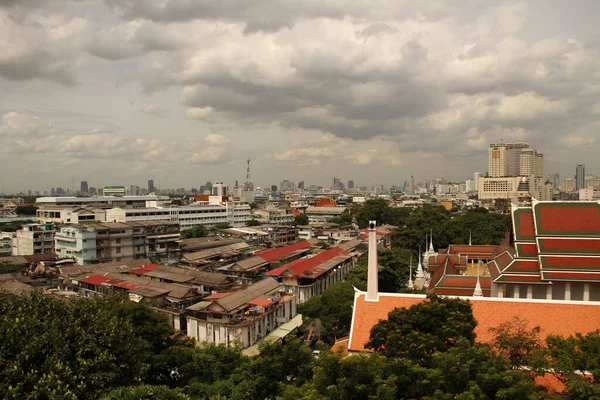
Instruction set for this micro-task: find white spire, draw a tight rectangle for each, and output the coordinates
[469,230,472,246]
[366,220,379,302]
[408,256,414,289]
[429,229,434,252]
[473,262,483,297]
[416,245,425,279]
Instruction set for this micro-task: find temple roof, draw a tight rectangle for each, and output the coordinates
[347,292,600,353]
[533,201,600,237]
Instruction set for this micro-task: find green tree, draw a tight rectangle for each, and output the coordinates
[299,281,356,344]
[345,248,413,293]
[181,225,207,239]
[489,317,544,371]
[293,214,309,226]
[545,330,600,390]
[354,198,391,228]
[15,205,37,216]
[101,385,190,400]
[366,294,477,366]
[0,293,150,399]
[246,219,261,226]
[329,210,353,225]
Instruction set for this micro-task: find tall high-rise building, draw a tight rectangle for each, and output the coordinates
[347,180,354,190]
[148,179,155,193]
[298,181,305,190]
[547,173,560,189]
[129,185,140,196]
[271,185,278,192]
[519,149,544,178]
[507,142,529,176]
[488,143,509,177]
[576,164,586,190]
[80,181,88,194]
[212,182,228,197]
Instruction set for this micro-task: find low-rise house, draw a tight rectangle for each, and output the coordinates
[12,223,55,256]
[179,242,250,267]
[126,264,234,294]
[305,206,347,223]
[54,225,98,265]
[254,240,312,269]
[216,256,270,285]
[266,246,357,303]
[259,225,298,246]
[185,278,297,348]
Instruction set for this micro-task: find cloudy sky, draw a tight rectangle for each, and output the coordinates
[1,0,599,193]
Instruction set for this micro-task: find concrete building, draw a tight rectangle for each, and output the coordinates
[102,186,127,197]
[507,142,529,176]
[185,278,297,348]
[305,206,346,224]
[212,182,228,197]
[148,180,155,193]
[576,164,586,191]
[105,198,252,230]
[0,233,14,256]
[12,223,55,256]
[266,246,357,304]
[36,195,167,208]
[488,143,509,177]
[478,176,530,200]
[36,206,107,224]
[54,225,98,265]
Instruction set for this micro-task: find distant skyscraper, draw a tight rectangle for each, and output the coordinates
[507,142,529,176]
[347,180,354,190]
[212,181,228,197]
[298,181,305,190]
[576,164,586,190]
[148,179,155,193]
[271,185,278,192]
[80,181,88,194]
[547,173,560,189]
[129,185,140,196]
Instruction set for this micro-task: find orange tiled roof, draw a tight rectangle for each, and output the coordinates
[347,293,600,352]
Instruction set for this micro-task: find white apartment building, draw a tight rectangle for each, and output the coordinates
[54,225,98,265]
[12,223,55,256]
[106,197,252,230]
[186,278,297,348]
[36,195,168,208]
[36,206,107,224]
[0,233,13,256]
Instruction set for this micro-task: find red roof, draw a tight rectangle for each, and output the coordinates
[256,241,311,262]
[535,202,600,236]
[129,264,160,274]
[514,208,535,241]
[267,247,349,279]
[79,275,112,285]
[111,281,140,290]
[539,238,600,254]
[204,292,231,300]
[248,297,274,307]
[348,293,600,352]
[445,245,497,257]
[315,198,337,207]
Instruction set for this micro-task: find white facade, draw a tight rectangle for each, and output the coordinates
[106,198,251,230]
[54,225,97,264]
[12,224,55,255]
[36,195,168,208]
[478,176,529,200]
[37,206,106,224]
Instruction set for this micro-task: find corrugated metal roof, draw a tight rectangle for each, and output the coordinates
[256,241,311,262]
[215,278,281,313]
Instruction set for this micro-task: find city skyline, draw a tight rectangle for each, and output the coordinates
[1,1,599,192]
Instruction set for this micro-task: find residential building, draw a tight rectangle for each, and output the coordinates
[562,177,576,192]
[305,206,346,223]
[488,143,509,177]
[576,164,586,190]
[212,182,228,197]
[102,186,126,196]
[266,246,356,303]
[12,223,55,256]
[125,264,233,294]
[36,206,107,224]
[507,142,529,176]
[54,225,98,264]
[253,208,294,225]
[185,278,297,348]
[259,225,298,246]
[105,198,252,230]
[36,195,167,208]
[0,233,13,256]
[473,172,484,191]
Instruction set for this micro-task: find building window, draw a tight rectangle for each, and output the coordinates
[116,247,121,254]
[116,238,121,244]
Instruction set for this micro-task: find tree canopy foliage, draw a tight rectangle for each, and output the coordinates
[293,213,309,226]
[180,225,207,239]
[0,291,598,399]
